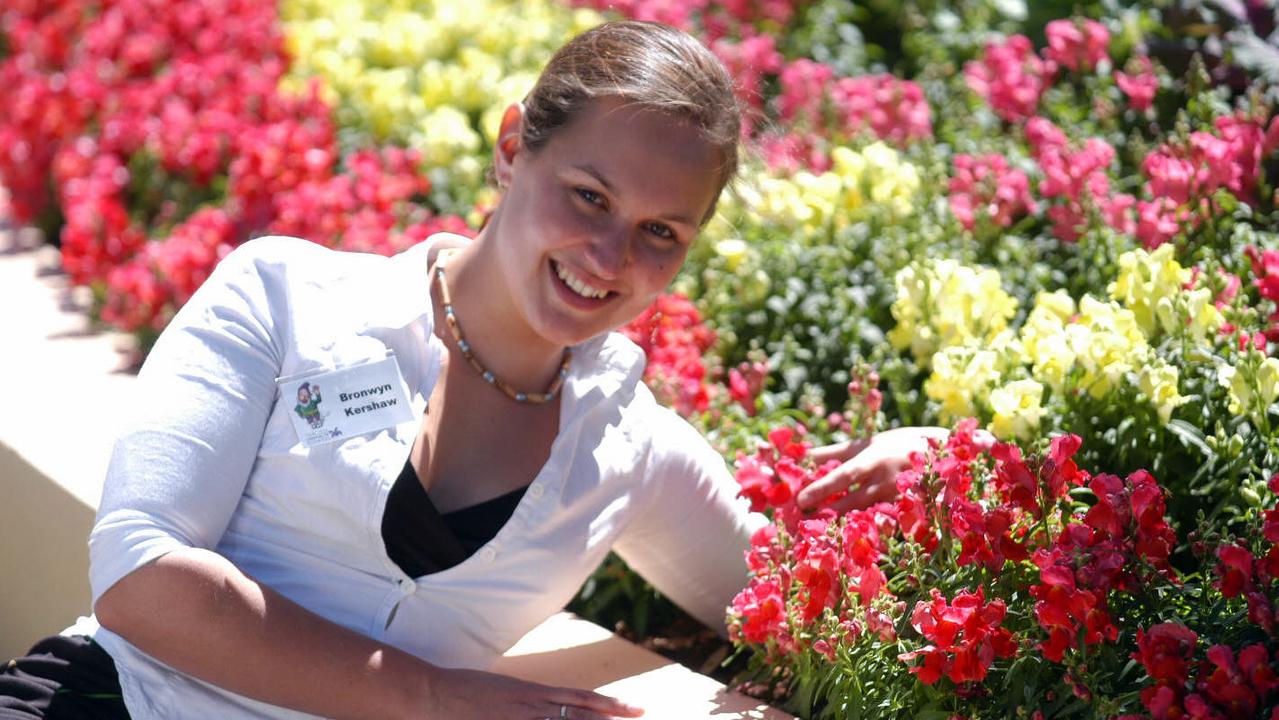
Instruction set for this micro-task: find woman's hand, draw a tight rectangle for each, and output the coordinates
[796,426,993,514]
[424,668,644,720]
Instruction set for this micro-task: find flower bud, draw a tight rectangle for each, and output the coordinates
[1242,485,1263,507]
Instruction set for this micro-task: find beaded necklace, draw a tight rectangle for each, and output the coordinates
[433,249,570,404]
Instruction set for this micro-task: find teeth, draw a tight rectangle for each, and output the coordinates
[554,261,609,299]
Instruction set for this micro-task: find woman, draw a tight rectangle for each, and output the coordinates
[2,20,934,720]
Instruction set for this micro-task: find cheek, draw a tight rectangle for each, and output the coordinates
[546,191,599,235]
[633,244,688,286]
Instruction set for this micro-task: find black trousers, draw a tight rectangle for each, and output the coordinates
[0,636,129,719]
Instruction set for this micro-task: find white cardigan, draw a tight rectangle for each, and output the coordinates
[68,234,763,719]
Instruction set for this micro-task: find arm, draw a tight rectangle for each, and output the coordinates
[795,426,994,512]
[92,238,638,720]
[96,547,434,719]
[98,549,638,720]
[611,408,768,636]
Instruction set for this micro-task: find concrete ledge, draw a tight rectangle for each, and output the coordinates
[0,231,137,660]
[0,233,791,718]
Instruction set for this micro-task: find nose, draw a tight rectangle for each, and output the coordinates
[585,224,632,282]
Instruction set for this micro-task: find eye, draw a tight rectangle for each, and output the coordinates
[645,222,677,243]
[575,187,605,208]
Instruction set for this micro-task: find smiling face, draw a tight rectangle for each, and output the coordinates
[487,96,724,349]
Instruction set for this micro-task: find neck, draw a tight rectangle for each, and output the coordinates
[433,224,567,395]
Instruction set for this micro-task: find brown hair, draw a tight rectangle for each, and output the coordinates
[519,20,741,225]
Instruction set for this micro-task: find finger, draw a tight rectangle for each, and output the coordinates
[796,463,862,510]
[546,689,644,718]
[825,471,899,514]
[536,703,609,720]
[558,706,611,720]
[808,437,871,465]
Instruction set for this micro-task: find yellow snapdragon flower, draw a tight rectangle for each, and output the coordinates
[410,106,482,168]
[831,143,918,218]
[1109,244,1224,342]
[1073,297,1150,399]
[754,174,814,229]
[1137,360,1187,423]
[925,346,1002,422]
[988,379,1046,441]
[1109,244,1189,337]
[888,260,1017,363]
[714,238,750,273]
[1018,291,1076,393]
[282,0,596,196]
[1219,357,1279,419]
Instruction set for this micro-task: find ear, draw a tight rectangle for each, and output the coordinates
[493,102,526,190]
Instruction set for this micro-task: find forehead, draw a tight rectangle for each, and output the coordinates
[537,97,723,221]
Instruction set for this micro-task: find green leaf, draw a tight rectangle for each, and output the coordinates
[1167,419,1215,458]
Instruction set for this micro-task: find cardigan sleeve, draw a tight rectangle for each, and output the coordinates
[88,237,295,605]
[610,404,768,636]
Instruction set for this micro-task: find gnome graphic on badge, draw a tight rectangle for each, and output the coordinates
[294,382,325,428]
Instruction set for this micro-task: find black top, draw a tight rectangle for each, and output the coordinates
[381,457,528,578]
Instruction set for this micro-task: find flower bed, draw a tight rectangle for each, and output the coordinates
[4,0,1279,717]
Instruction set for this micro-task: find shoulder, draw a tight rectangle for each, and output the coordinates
[216,235,376,282]
[209,235,439,310]
[568,330,648,404]
[615,373,721,475]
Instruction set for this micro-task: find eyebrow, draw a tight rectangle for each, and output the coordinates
[571,163,699,228]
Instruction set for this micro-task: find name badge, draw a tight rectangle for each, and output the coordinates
[278,354,415,448]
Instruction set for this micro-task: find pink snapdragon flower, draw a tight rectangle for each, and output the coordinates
[948,153,1036,231]
[1134,197,1187,249]
[562,0,706,29]
[757,131,830,173]
[1034,134,1121,241]
[1215,114,1272,203]
[830,74,933,145]
[965,35,1055,122]
[1044,19,1110,73]
[778,58,834,124]
[718,0,801,26]
[710,33,784,134]
[1115,55,1158,111]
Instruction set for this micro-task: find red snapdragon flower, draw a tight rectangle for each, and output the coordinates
[950,500,1028,572]
[1134,623,1199,717]
[792,520,841,622]
[1216,544,1257,599]
[1031,539,1120,662]
[898,588,1017,685]
[733,426,818,513]
[622,294,718,417]
[731,577,787,644]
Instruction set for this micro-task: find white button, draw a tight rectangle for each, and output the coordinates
[480,547,497,563]
[399,578,416,594]
[528,483,545,499]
